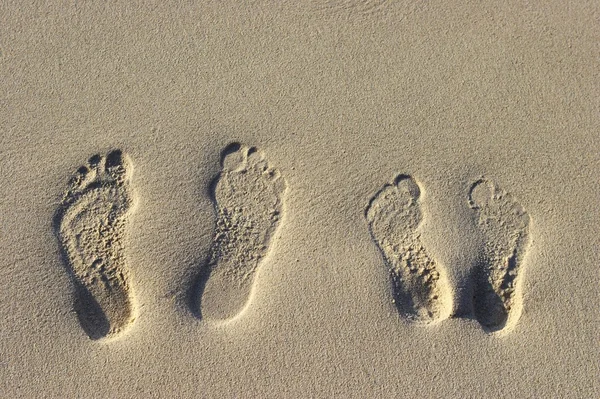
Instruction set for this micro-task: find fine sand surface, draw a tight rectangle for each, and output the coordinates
[1,1,599,398]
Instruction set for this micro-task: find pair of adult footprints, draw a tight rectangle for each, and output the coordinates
[55,145,529,340]
[55,144,284,340]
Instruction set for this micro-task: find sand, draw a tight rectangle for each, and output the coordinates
[1,1,599,397]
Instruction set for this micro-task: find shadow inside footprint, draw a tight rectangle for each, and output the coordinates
[72,282,111,340]
[187,266,211,320]
[471,259,509,332]
[53,224,112,340]
[53,206,112,340]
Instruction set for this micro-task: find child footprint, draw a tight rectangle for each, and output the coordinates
[54,150,136,340]
[366,175,451,324]
[468,179,530,333]
[191,143,287,321]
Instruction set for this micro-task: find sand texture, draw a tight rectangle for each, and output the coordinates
[1,1,599,398]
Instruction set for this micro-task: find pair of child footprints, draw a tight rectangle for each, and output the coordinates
[54,145,529,340]
[366,176,530,333]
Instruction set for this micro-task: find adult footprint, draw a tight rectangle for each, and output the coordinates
[55,150,136,340]
[192,143,287,321]
[366,175,451,324]
[468,179,530,333]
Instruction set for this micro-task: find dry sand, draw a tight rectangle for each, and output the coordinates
[1,1,599,397]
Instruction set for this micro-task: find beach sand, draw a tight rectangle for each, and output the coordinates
[1,1,598,397]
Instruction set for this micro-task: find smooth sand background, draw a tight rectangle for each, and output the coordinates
[1,1,599,397]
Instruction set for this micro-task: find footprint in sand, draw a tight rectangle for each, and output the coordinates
[366,175,451,324]
[468,179,530,333]
[191,143,287,321]
[54,150,136,340]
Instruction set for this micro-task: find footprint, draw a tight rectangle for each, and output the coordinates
[54,150,136,340]
[468,179,530,333]
[191,143,287,321]
[366,175,451,323]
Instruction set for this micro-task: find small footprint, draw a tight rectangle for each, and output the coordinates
[54,150,136,340]
[366,175,451,323]
[191,143,287,321]
[468,179,530,333]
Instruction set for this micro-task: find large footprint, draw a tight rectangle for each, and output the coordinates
[468,179,530,333]
[192,143,287,321]
[366,175,451,324]
[55,150,136,340]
